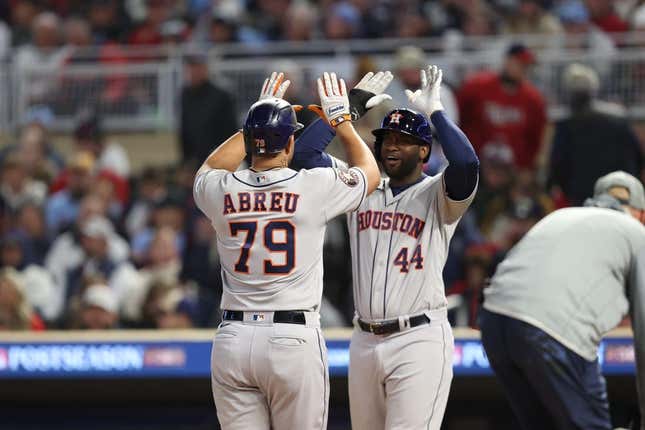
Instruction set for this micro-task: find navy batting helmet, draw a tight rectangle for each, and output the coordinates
[243,98,303,155]
[372,108,432,162]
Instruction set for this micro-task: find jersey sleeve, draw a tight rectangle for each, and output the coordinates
[193,168,229,219]
[437,171,478,225]
[309,166,368,221]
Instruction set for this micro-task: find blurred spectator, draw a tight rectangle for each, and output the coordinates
[0,268,45,331]
[128,0,171,45]
[457,42,547,170]
[73,109,130,179]
[282,1,318,41]
[585,0,629,34]
[64,216,128,310]
[351,0,392,38]
[459,1,499,37]
[0,231,57,321]
[470,143,516,223]
[112,226,185,323]
[45,151,95,235]
[87,0,129,43]
[0,152,47,211]
[447,243,496,328]
[68,283,119,329]
[61,17,130,113]
[140,280,197,329]
[555,0,616,75]
[479,168,553,244]
[180,210,221,326]
[486,194,549,254]
[160,18,189,45]
[209,15,239,43]
[630,1,645,30]
[248,0,291,41]
[124,167,168,238]
[179,51,237,165]
[0,14,10,59]
[14,203,50,264]
[14,12,69,104]
[130,194,186,264]
[324,1,361,39]
[45,194,129,321]
[501,0,563,35]
[11,120,64,183]
[548,63,643,206]
[393,4,432,38]
[10,0,39,47]
[443,210,485,294]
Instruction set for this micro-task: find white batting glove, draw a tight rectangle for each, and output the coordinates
[349,71,394,120]
[404,65,444,116]
[259,71,291,101]
[317,72,351,127]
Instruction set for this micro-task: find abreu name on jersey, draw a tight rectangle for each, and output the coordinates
[357,210,425,239]
[222,191,300,215]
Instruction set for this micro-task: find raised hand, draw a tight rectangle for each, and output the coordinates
[404,65,444,116]
[349,71,394,120]
[316,72,352,127]
[259,72,291,101]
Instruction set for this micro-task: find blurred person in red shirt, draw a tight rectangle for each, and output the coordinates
[585,0,629,34]
[127,0,171,46]
[457,43,547,171]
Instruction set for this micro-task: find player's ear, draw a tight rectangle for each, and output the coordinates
[419,144,429,162]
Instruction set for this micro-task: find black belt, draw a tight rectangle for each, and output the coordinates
[358,314,430,335]
[222,310,307,325]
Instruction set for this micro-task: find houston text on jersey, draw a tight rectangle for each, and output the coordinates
[357,209,425,239]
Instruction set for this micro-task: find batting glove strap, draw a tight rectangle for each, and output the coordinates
[349,88,372,121]
[330,113,352,127]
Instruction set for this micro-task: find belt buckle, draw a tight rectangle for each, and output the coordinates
[370,322,386,335]
[251,312,267,322]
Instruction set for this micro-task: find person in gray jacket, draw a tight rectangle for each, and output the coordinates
[480,170,645,430]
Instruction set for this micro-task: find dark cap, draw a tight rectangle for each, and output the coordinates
[506,42,536,65]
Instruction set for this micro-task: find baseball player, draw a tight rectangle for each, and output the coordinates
[193,71,380,429]
[480,171,645,430]
[295,65,480,430]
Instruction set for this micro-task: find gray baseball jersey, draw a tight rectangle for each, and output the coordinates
[347,172,476,430]
[348,173,475,320]
[194,166,367,311]
[194,165,366,430]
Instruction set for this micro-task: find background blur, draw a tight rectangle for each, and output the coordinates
[0,0,643,429]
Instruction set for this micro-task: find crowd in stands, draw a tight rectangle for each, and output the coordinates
[1,0,645,56]
[0,0,644,332]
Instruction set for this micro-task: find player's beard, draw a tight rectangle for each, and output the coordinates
[382,153,420,182]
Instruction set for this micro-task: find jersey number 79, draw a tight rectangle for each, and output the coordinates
[229,220,295,275]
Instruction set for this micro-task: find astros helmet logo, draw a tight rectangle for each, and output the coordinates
[389,113,403,124]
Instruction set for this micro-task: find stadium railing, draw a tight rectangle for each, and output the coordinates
[2,32,645,132]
